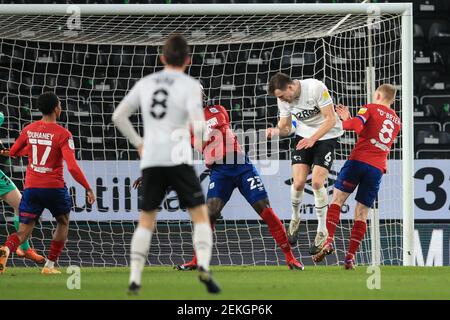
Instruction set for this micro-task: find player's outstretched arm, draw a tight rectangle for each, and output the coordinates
[335,104,351,120]
[8,130,28,158]
[336,104,365,135]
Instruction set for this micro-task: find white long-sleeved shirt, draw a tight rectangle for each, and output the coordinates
[112,69,206,169]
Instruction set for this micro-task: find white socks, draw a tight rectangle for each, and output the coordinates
[313,186,329,233]
[193,222,213,272]
[290,184,304,221]
[129,226,152,285]
[45,260,55,269]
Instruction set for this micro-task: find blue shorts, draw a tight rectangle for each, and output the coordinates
[334,160,383,208]
[19,187,72,224]
[207,161,268,206]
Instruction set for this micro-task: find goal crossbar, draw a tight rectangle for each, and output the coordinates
[0,3,413,16]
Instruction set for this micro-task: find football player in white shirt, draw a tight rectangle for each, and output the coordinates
[113,35,220,295]
[266,72,343,255]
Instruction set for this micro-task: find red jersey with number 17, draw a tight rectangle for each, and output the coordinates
[348,103,401,173]
[9,120,90,190]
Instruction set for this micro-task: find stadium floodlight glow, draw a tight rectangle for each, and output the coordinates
[0,3,414,267]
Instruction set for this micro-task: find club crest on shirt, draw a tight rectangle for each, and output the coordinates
[68,138,75,150]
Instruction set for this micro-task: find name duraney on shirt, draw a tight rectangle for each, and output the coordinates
[27,131,54,140]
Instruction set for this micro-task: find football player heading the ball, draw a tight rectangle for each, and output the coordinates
[266,72,343,254]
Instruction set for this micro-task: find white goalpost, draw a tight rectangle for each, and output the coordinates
[0,3,414,267]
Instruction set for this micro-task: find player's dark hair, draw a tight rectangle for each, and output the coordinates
[162,34,190,67]
[267,72,293,96]
[37,92,59,115]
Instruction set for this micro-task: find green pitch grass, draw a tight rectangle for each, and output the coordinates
[1,266,450,300]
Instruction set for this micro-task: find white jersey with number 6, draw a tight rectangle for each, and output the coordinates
[277,78,343,140]
[113,70,206,169]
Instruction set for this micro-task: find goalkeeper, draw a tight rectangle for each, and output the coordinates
[134,88,304,271]
[0,112,45,264]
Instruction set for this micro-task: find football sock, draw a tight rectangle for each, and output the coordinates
[4,233,21,253]
[348,220,367,257]
[47,240,65,263]
[290,185,303,221]
[129,226,152,285]
[188,221,215,265]
[193,222,212,272]
[313,186,328,233]
[261,208,292,256]
[14,214,31,251]
[326,204,341,242]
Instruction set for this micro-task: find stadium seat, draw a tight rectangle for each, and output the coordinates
[415,121,441,133]
[420,95,450,121]
[428,21,450,46]
[444,122,450,133]
[210,96,252,122]
[211,74,246,97]
[416,148,450,159]
[255,94,278,118]
[414,129,440,149]
[439,131,450,146]
[414,104,439,122]
[414,23,426,47]
[414,0,448,18]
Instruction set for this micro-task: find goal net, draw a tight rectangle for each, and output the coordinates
[0,4,413,267]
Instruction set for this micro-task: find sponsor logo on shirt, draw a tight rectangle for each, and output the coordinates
[322,90,331,101]
[209,107,219,113]
[293,106,320,120]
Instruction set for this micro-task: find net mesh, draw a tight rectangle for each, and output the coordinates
[0,10,403,267]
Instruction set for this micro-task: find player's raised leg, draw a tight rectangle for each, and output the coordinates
[0,186,45,264]
[288,163,308,244]
[312,187,350,263]
[313,159,357,263]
